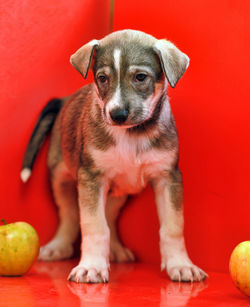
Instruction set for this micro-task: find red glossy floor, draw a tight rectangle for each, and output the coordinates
[0,260,249,307]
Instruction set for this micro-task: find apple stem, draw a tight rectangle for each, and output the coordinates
[1,219,7,225]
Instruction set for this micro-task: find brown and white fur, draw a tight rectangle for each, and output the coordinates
[21,30,207,283]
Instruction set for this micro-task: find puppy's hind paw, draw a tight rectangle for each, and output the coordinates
[38,240,74,261]
[110,241,136,263]
[68,265,109,283]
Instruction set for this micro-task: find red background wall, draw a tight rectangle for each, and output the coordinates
[0,0,110,251]
[0,0,249,273]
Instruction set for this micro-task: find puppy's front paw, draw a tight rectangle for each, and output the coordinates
[163,256,208,282]
[68,265,109,283]
[167,265,208,282]
[165,261,208,282]
[38,239,74,261]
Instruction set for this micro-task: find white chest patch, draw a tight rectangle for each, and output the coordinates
[90,132,176,197]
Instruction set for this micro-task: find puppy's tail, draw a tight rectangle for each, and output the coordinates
[20,98,63,183]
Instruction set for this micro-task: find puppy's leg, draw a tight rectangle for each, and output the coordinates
[106,195,135,262]
[68,169,110,283]
[39,162,79,261]
[152,169,208,282]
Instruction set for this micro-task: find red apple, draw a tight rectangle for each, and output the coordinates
[0,220,40,276]
[229,241,250,297]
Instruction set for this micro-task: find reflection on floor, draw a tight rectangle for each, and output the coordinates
[0,260,249,306]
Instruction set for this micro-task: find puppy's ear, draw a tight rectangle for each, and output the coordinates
[70,40,99,79]
[154,39,190,88]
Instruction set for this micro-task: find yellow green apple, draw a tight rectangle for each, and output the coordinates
[0,220,40,276]
[229,241,250,297]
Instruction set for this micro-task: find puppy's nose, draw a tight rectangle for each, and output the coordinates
[109,108,129,124]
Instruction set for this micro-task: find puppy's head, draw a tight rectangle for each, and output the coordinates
[70,30,189,128]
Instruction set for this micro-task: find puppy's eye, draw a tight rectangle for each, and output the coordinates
[135,73,147,82]
[98,75,108,83]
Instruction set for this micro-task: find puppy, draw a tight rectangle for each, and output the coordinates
[21,30,207,283]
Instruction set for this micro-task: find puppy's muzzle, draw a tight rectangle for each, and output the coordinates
[109,108,129,125]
